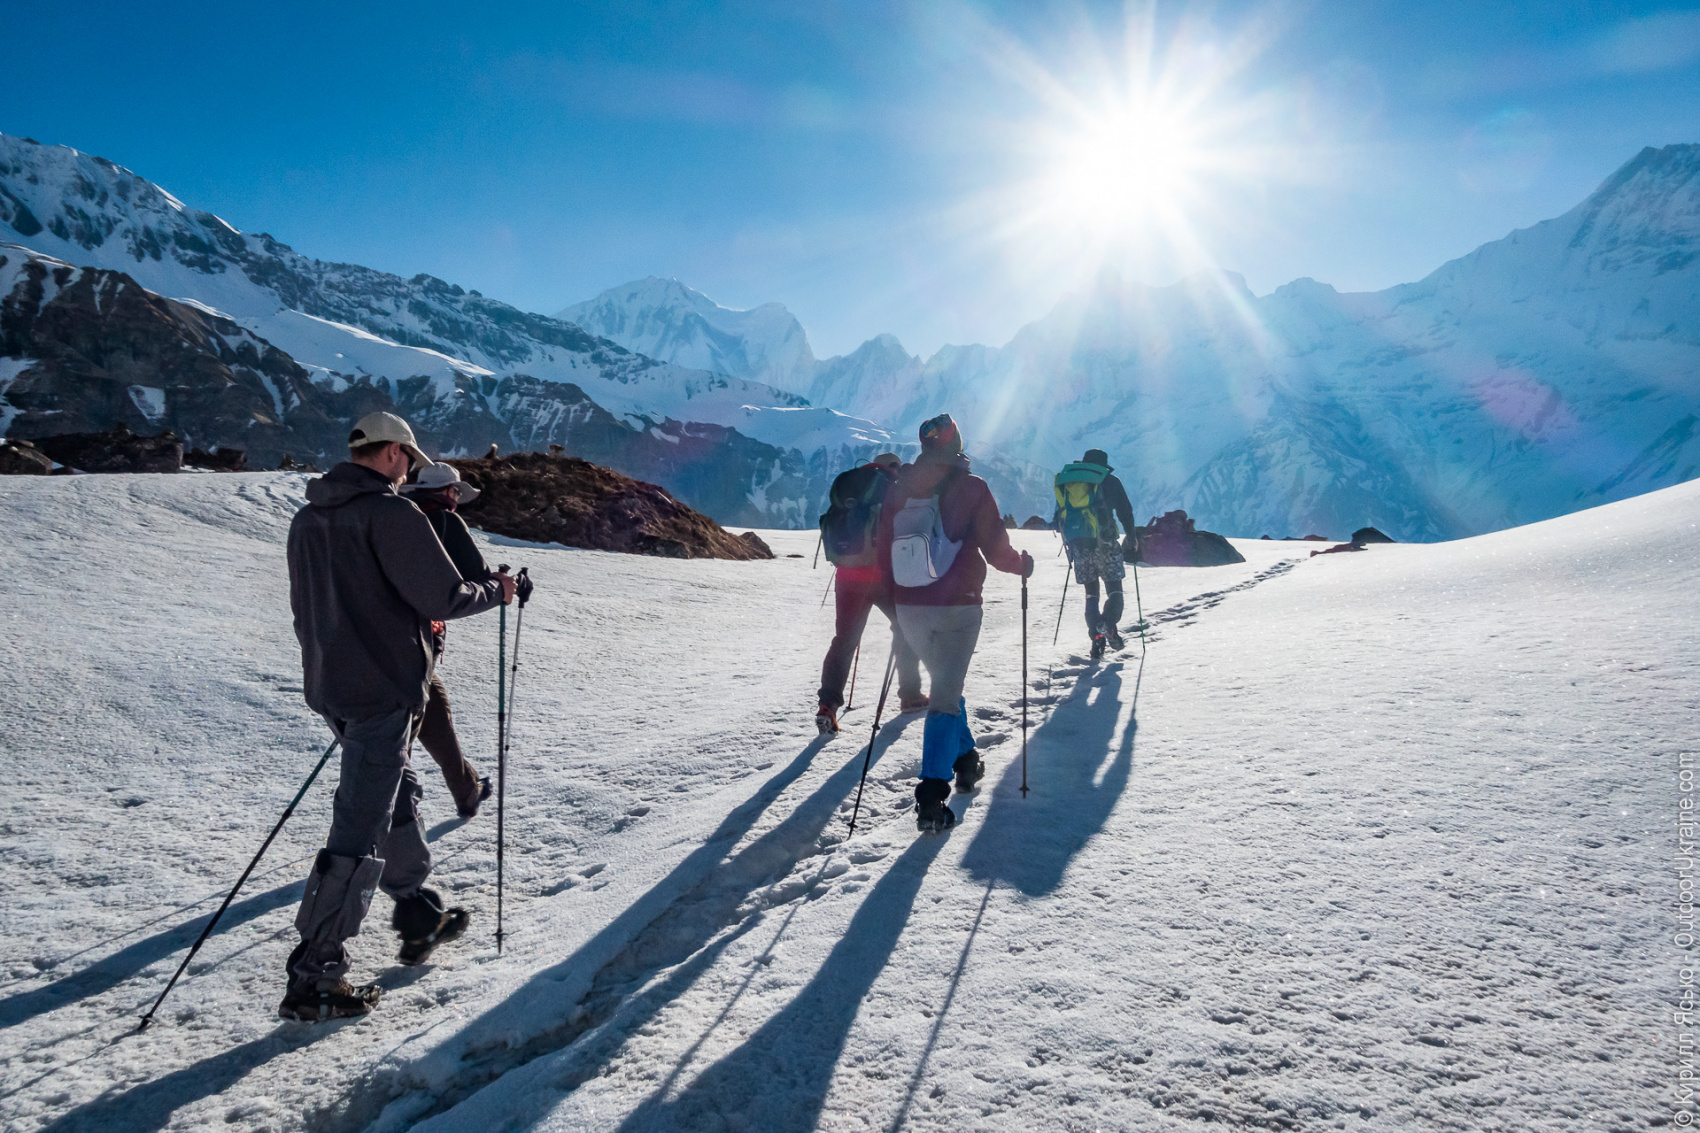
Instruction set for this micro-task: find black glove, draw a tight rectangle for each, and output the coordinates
[1121,533,1138,562]
[1020,550,1035,578]
[515,567,534,607]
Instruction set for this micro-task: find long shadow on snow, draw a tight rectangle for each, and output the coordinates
[960,657,1137,896]
[37,1026,338,1133]
[0,879,305,1029]
[336,724,915,1130]
[611,833,947,1133]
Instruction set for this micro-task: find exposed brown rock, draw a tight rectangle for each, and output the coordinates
[1134,509,1246,567]
[184,446,247,471]
[33,423,182,473]
[1020,515,1052,530]
[446,451,775,561]
[0,438,51,474]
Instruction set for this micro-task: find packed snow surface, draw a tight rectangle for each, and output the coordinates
[0,472,1691,1131]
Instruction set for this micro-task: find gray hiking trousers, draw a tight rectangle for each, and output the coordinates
[288,706,431,990]
[894,605,984,713]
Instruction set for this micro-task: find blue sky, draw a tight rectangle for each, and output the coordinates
[5,1,1699,357]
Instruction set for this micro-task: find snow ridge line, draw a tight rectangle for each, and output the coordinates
[325,731,917,1132]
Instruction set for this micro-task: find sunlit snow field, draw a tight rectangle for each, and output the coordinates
[0,471,1692,1131]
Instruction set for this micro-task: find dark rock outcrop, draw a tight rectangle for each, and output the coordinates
[1134,510,1246,567]
[1352,526,1395,544]
[184,446,247,471]
[1020,515,1052,530]
[0,437,50,474]
[445,452,775,561]
[33,423,182,472]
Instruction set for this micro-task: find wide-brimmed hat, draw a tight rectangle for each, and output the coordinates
[348,411,428,469]
[404,461,480,504]
[871,452,901,469]
[1083,448,1112,470]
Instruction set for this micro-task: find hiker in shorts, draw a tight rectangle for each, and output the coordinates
[402,462,495,819]
[282,412,515,1022]
[1053,448,1137,659]
[815,453,924,734]
[877,413,1033,833]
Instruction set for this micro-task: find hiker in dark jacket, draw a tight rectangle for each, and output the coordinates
[282,412,514,1022]
[876,413,1033,833]
[402,462,495,819]
[816,453,923,735]
[1054,447,1136,658]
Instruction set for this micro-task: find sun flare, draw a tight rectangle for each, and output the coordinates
[1043,103,1203,234]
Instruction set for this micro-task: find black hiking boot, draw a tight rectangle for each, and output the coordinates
[1090,633,1107,660]
[952,750,985,793]
[458,776,493,819]
[1105,628,1126,651]
[915,778,957,834]
[278,980,381,1023]
[393,889,469,966]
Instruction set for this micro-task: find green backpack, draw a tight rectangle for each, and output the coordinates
[1053,462,1112,542]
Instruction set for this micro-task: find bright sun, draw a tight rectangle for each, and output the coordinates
[1045,104,1202,232]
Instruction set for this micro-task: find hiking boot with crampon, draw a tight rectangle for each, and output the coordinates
[278,980,381,1023]
[953,750,985,793]
[398,909,470,966]
[458,776,493,819]
[815,704,840,734]
[898,694,930,714]
[1105,628,1126,651]
[1090,633,1107,660]
[915,778,957,834]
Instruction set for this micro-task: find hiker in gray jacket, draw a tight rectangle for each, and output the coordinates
[282,412,515,1022]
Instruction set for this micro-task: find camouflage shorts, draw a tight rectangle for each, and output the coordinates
[1068,539,1125,587]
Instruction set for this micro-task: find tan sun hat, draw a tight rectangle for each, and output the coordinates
[347,411,428,469]
[404,461,480,504]
[871,452,901,469]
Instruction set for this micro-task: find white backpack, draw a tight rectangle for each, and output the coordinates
[890,489,962,588]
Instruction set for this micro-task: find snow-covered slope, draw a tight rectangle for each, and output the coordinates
[559,277,817,398]
[0,133,888,460]
[0,470,1688,1131]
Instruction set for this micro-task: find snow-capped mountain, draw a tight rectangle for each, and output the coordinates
[571,145,1700,541]
[0,133,918,524]
[0,133,890,461]
[559,277,817,398]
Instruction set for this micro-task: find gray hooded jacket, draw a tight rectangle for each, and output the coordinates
[288,462,503,719]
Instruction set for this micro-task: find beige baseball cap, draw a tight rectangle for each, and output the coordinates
[347,411,428,469]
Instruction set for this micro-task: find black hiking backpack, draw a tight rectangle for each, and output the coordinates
[819,463,893,567]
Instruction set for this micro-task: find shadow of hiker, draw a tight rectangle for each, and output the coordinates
[612,833,948,1133]
[334,721,919,1130]
[0,879,306,1030]
[37,1025,339,1133]
[959,660,1135,896]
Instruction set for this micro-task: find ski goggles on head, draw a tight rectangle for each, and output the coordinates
[918,413,962,453]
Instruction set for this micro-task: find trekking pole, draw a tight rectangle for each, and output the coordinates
[497,567,530,953]
[812,534,822,569]
[1051,561,1072,646]
[846,644,860,711]
[138,736,341,1031]
[847,644,899,837]
[1130,554,1147,648]
[819,572,835,609]
[495,564,509,953]
[1020,573,1030,798]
